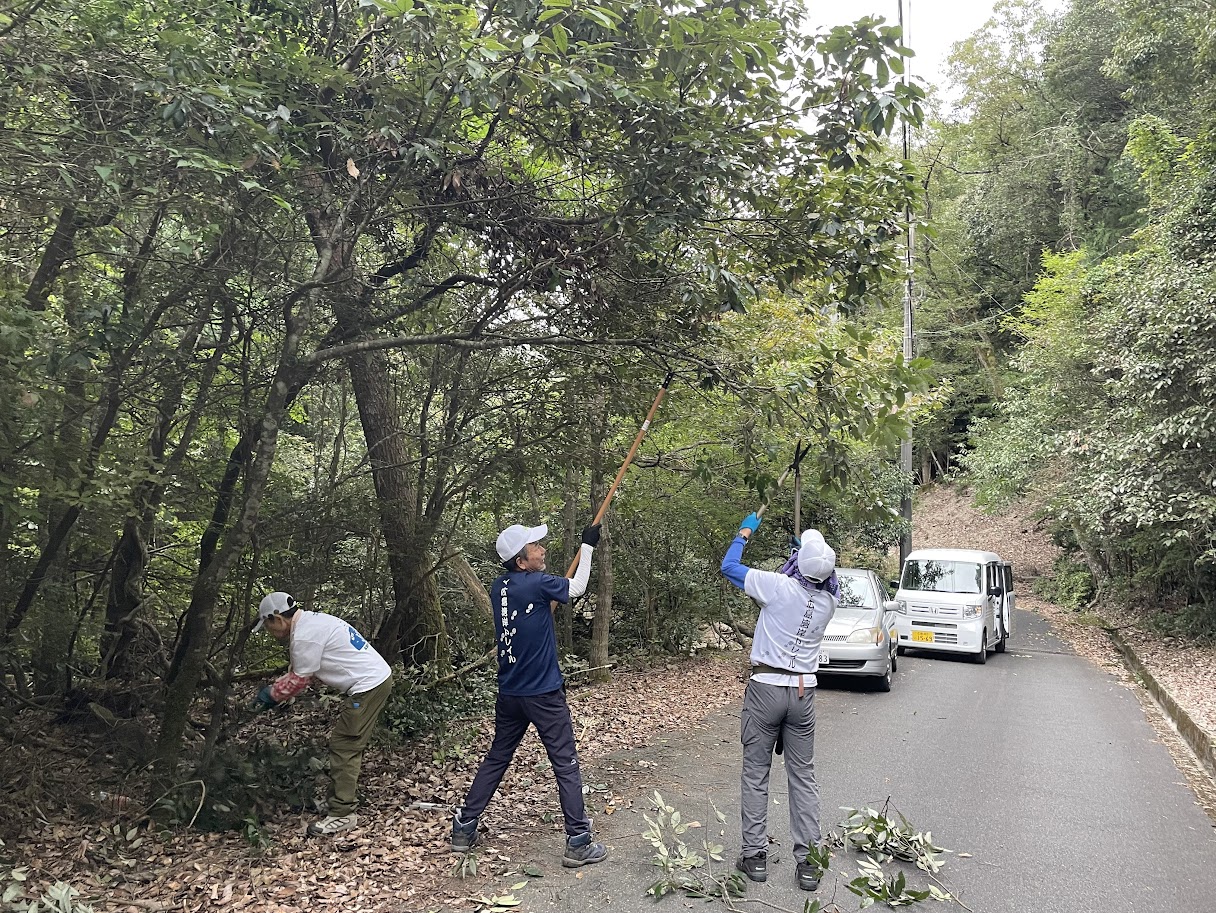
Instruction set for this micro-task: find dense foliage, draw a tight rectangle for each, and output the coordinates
[926,0,1216,631]
[0,0,928,793]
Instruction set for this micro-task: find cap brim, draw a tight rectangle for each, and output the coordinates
[252,617,266,632]
[528,523,548,544]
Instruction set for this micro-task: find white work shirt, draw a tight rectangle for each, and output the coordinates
[289,611,392,695]
[744,570,838,689]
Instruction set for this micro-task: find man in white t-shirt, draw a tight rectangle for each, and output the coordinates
[720,513,839,892]
[250,592,393,836]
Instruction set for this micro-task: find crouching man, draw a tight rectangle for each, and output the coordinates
[250,592,393,837]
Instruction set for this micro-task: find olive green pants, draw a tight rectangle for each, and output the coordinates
[327,675,392,816]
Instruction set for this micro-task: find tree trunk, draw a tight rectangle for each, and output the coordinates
[919,446,933,485]
[644,583,657,649]
[340,345,449,670]
[975,329,1006,399]
[103,297,225,678]
[31,279,89,695]
[154,358,312,781]
[451,552,492,620]
[588,527,613,683]
[153,245,321,782]
[586,396,612,683]
[1069,519,1110,585]
[557,461,580,654]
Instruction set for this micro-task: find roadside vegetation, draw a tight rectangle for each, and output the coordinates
[2,0,1215,908]
[912,0,1216,641]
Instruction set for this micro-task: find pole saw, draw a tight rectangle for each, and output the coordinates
[752,439,809,525]
[565,370,675,577]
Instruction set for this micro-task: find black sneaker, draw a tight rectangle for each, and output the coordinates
[796,861,820,891]
[450,811,480,853]
[735,851,768,883]
[562,832,608,867]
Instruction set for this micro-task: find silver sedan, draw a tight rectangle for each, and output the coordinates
[816,568,900,692]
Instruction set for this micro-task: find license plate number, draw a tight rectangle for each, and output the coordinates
[818,651,829,665]
[911,630,934,643]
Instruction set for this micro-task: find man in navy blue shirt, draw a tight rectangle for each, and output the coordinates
[451,521,608,867]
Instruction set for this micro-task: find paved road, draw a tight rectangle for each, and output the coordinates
[475,609,1216,912]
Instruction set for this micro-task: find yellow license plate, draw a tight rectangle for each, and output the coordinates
[911,630,934,643]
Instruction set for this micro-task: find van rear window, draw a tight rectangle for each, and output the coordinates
[901,560,983,594]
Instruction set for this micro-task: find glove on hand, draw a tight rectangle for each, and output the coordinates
[581,523,602,548]
[739,512,761,535]
[790,533,802,549]
[249,685,277,713]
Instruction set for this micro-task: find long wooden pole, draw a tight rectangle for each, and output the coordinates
[566,371,674,576]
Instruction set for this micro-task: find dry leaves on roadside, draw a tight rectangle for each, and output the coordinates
[5,655,747,913]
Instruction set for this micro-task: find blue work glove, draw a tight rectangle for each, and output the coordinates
[739,512,761,536]
[790,533,802,549]
[249,685,278,713]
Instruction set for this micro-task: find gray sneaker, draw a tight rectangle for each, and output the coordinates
[451,811,480,853]
[562,832,607,867]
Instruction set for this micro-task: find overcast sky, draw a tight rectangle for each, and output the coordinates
[804,0,1067,92]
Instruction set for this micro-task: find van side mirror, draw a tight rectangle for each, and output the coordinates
[888,580,899,592]
[989,586,1004,598]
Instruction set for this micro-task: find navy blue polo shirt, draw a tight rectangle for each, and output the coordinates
[491,570,570,696]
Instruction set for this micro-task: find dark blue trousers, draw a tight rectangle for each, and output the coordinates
[461,689,590,836]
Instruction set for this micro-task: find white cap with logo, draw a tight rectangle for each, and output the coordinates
[496,523,548,563]
[253,591,297,631]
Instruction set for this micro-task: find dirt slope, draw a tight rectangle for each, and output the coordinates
[911,482,1059,582]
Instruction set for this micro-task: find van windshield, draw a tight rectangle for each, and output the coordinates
[901,560,983,595]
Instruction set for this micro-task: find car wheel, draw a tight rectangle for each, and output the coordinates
[891,650,898,673]
[972,631,988,664]
[896,644,906,657]
[995,626,1007,653]
[875,666,892,692]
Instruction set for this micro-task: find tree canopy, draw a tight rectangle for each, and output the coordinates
[0,0,927,788]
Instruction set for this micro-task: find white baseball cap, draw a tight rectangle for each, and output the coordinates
[496,523,548,562]
[253,591,297,631]
[797,529,836,582]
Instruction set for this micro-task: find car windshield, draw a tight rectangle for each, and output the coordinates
[837,573,877,608]
[901,560,983,595]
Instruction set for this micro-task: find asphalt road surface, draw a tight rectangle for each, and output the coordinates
[475,609,1216,912]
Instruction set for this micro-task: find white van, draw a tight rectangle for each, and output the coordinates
[893,548,1014,664]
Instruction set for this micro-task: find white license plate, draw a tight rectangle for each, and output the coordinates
[818,650,829,665]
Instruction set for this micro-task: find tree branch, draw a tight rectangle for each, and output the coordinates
[303,332,662,366]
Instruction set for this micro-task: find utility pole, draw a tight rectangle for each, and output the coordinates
[898,0,915,567]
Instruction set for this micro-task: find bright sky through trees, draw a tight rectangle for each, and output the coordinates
[805,0,1066,91]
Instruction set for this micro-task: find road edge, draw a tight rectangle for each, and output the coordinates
[1108,627,1216,783]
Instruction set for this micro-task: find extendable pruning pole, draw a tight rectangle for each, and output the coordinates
[566,371,675,577]
[793,452,802,541]
[754,440,808,521]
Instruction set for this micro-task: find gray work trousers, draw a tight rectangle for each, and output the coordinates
[739,680,820,860]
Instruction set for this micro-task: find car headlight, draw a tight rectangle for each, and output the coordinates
[962,603,983,618]
[895,600,907,614]
[847,626,882,644]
